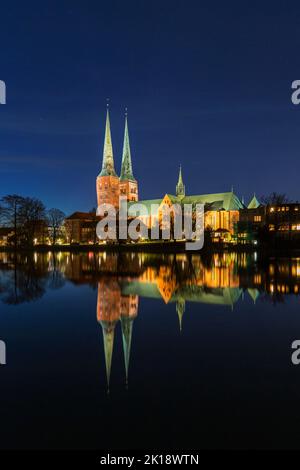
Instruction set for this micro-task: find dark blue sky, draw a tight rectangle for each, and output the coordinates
[0,1,300,214]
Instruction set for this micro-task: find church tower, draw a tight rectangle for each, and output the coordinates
[176,165,185,198]
[96,106,120,209]
[119,112,138,202]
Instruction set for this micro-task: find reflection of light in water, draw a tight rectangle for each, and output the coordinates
[254,252,257,262]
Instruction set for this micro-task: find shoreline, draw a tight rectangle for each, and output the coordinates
[0,242,300,256]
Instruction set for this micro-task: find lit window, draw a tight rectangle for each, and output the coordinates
[270,207,275,212]
[254,215,261,222]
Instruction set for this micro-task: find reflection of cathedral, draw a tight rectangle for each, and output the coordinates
[2,251,300,391]
[96,279,138,391]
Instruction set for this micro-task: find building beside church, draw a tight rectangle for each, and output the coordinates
[239,199,300,244]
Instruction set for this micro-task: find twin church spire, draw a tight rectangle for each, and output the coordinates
[97,106,138,207]
[99,107,135,181]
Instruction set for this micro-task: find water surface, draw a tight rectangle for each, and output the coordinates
[0,251,299,450]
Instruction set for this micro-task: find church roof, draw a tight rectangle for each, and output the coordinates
[134,191,243,214]
[181,192,243,210]
[247,194,261,209]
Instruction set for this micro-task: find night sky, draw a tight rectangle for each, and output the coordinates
[0,1,300,215]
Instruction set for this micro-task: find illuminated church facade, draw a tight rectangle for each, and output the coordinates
[96,107,248,237]
[66,108,260,243]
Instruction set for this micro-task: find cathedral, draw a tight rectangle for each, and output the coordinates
[96,107,246,237]
[65,107,260,244]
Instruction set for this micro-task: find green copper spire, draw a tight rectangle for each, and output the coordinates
[121,315,134,386]
[120,113,136,181]
[248,193,260,209]
[176,165,185,197]
[99,107,117,177]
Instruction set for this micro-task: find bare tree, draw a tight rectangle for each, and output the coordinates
[18,197,47,246]
[0,195,25,249]
[260,192,291,205]
[47,208,66,245]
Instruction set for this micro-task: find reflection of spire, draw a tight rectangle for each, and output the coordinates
[101,324,115,393]
[121,316,134,386]
[247,288,260,304]
[97,279,121,392]
[176,298,185,332]
[120,294,138,387]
